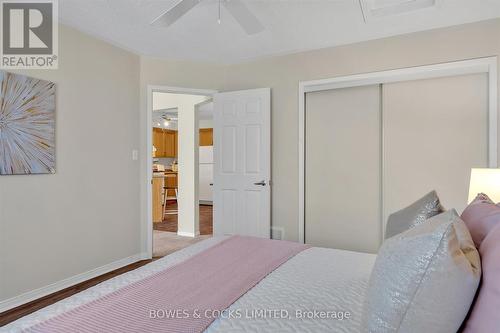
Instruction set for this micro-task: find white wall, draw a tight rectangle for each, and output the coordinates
[199,119,213,129]
[0,25,140,302]
[141,18,500,242]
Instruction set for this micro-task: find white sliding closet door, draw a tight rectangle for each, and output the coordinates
[305,85,381,253]
[383,73,489,221]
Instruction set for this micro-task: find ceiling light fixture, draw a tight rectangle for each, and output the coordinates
[164,120,169,127]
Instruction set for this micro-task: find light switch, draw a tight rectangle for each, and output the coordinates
[132,149,139,160]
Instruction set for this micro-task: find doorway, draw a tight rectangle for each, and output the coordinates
[196,99,215,235]
[146,86,217,259]
[144,86,272,259]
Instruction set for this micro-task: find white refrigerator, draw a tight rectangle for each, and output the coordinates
[199,146,213,204]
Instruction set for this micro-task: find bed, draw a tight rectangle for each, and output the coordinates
[2,236,376,333]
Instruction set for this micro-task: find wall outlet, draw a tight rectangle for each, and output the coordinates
[132,149,138,160]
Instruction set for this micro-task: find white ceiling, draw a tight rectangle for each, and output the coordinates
[59,0,500,64]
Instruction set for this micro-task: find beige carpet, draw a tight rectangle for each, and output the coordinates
[153,230,211,258]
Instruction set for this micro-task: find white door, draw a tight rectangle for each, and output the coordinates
[213,88,271,238]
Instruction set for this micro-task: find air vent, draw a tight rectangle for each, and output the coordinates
[271,226,285,240]
[360,0,437,21]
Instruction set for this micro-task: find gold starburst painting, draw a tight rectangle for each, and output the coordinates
[0,71,55,175]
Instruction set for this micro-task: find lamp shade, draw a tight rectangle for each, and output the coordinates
[468,168,500,203]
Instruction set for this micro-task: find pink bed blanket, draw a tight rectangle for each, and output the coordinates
[26,236,309,333]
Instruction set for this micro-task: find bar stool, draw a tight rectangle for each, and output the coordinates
[163,174,178,217]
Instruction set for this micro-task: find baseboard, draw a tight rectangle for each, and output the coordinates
[0,252,149,313]
[177,231,199,237]
[199,200,213,206]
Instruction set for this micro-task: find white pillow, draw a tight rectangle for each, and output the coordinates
[362,210,481,333]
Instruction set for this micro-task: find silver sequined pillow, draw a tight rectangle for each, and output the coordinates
[362,210,481,333]
[385,190,444,239]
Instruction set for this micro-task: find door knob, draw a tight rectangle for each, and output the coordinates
[253,180,267,186]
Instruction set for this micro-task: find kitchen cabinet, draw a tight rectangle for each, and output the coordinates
[164,130,177,157]
[153,128,178,158]
[153,128,166,157]
[199,128,213,146]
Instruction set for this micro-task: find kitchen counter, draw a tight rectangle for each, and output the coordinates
[153,170,177,177]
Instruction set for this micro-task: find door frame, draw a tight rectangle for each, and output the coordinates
[298,56,498,244]
[144,85,217,259]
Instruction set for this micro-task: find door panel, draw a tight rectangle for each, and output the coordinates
[383,74,488,219]
[244,125,261,174]
[221,126,237,173]
[305,85,382,253]
[213,88,271,238]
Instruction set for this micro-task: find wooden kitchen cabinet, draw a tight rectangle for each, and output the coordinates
[199,128,213,146]
[153,128,178,158]
[164,130,177,157]
[153,128,166,157]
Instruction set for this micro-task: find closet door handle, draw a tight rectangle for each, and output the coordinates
[253,180,267,186]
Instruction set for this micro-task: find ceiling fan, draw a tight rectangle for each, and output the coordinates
[151,0,265,35]
[156,115,178,127]
[162,115,178,121]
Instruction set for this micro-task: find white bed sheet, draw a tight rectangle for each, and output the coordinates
[208,246,376,333]
[2,237,376,333]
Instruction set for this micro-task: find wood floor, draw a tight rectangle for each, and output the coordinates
[153,203,213,235]
[0,260,152,327]
[1,204,214,327]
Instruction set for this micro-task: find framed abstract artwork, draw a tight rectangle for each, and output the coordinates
[0,71,56,175]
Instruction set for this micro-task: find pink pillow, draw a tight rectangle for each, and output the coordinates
[461,193,500,332]
[462,223,500,332]
[461,193,500,247]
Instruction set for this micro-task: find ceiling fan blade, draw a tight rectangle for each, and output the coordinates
[151,0,201,27]
[222,0,264,35]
